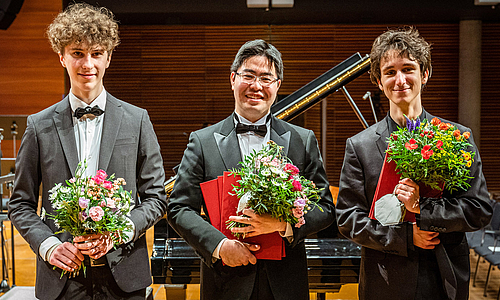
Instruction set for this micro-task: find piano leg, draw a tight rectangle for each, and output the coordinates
[316,292,326,300]
[164,284,187,300]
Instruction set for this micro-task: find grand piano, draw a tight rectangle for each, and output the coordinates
[151,53,371,300]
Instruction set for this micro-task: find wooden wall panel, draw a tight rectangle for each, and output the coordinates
[5,19,495,190]
[480,23,500,192]
[0,0,63,116]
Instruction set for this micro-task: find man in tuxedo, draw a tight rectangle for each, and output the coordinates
[167,39,335,300]
[336,27,493,300]
[8,3,166,299]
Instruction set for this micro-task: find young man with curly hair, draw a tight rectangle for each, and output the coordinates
[8,3,167,299]
[336,27,493,300]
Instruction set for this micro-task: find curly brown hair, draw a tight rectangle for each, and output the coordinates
[46,3,120,54]
[370,27,432,86]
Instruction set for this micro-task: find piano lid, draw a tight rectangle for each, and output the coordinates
[271,53,370,121]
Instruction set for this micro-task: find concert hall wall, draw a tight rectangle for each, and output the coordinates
[0,3,499,191]
[101,23,500,191]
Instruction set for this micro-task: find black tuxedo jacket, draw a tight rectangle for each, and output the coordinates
[167,114,335,300]
[8,94,167,299]
[336,109,493,300]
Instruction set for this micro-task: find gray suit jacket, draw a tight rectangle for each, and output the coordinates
[336,109,493,300]
[8,94,167,300]
[167,114,335,300]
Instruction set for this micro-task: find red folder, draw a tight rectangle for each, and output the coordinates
[201,172,285,260]
[369,153,444,223]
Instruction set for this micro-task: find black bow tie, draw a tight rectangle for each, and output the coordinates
[74,105,104,119]
[236,123,267,137]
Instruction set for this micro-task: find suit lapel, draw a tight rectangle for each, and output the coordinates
[99,94,123,171]
[270,117,291,155]
[214,115,242,170]
[375,118,390,158]
[53,97,79,176]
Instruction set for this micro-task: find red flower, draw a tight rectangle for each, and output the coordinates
[405,138,418,150]
[292,180,302,191]
[463,131,471,139]
[421,145,434,159]
[436,140,443,150]
[391,134,398,141]
[284,164,300,176]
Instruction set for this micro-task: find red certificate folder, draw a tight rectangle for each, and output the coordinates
[369,152,443,223]
[200,172,285,260]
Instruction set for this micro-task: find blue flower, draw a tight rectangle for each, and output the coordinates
[405,115,420,132]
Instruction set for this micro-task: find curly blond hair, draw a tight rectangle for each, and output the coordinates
[46,3,120,54]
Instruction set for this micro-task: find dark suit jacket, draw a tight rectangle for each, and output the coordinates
[336,109,493,300]
[8,94,167,300]
[167,114,335,300]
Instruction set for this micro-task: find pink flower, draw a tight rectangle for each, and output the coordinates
[284,164,300,176]
[92,176,104,185]
[292,180,302,191]
[103,181,113,190]
[96,170,107,180]
[69,177,76,183]
[292,207,304,218]
[295,217,306,228]
[294,197,307,208]
[89,206,104,222]
[269,158,280,167]
[79,197,89,209]
[106,198,116,208]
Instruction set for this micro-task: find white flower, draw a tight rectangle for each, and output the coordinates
[261,168,271,176]
[40,207,46,221]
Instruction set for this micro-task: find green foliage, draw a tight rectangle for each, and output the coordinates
[227,141,323,237]
[387,117,474,192]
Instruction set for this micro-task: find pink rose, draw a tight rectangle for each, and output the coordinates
[103,181,113,190]
[89,206,104,222]
[96,170,107,180]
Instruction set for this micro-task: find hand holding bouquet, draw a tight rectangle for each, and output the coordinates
[372,116,475,226]
[48,162,134,277]
[227,140,323,237]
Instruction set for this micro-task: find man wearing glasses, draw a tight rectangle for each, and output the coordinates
[167,39,335,300]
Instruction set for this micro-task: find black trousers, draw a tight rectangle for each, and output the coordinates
[56,259,146,300]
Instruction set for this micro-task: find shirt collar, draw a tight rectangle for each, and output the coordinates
[386,110,426,134]
[69,88,107,113]
[233,111,271,126]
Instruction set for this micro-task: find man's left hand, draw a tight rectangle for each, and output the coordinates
[396,178,421,214]
[74,232,114,259]
[228,209,287,238]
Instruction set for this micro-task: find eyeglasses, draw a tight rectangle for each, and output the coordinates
[235,72,279,87]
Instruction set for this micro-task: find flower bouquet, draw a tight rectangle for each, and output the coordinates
[226,140,323,237]
[48,162,134,277]
[387,116,474,192]
[371,115,475,226]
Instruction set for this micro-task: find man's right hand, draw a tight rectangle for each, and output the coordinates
[48,242,84,272]
[413,223,440,249]
[219,239,260,267]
